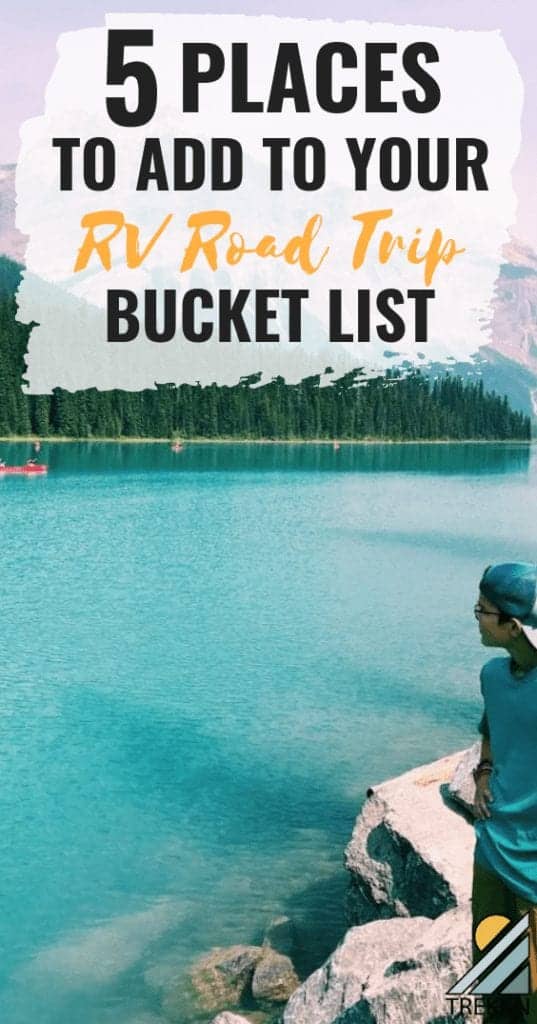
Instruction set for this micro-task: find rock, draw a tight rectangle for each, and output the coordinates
[262,915,295,957]
[283,904,477,1024]
[181,748,481,1024]
[252,949,300,1004]
[120,1017,164,1024]
[210,1013,275,1024]
[345,749,475,923]
[447,742,481,816]
[186,944,265,1012]
[210,1014,258,1024]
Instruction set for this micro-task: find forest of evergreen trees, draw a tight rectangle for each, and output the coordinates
[0,256,531,441]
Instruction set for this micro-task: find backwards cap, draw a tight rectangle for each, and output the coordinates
[480,562,537,651]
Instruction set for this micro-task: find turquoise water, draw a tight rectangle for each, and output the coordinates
[0,441,535,1024]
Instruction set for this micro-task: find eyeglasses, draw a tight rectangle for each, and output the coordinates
[474,604,511,623]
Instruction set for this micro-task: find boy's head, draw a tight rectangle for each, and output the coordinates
[477,562,537,651]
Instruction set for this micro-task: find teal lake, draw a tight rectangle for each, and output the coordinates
[0,441,535,1024]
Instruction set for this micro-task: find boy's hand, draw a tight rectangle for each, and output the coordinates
[473,774,493,819]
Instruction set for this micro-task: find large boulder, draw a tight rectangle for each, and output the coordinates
[184,748,481,1024]
[184,945,265,1012]
[447,742,481,816]
[283,904,478,1024]
[164,942,299,1019]
[345,750,475,923]
[252,948,300,1003]
[210,1014,278,1024]
[210,1015,261,1024]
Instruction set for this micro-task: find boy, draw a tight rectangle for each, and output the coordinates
[473,562,537,1023]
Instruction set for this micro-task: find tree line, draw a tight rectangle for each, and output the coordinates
[0,256,531,441]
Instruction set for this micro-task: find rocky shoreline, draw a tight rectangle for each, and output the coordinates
[164,742,482,1024]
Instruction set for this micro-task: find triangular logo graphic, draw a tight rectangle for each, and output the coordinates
[448,914,530,997]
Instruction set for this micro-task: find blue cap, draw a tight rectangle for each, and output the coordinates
[480,562,537,649]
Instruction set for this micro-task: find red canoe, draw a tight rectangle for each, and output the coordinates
[0,464,48,475]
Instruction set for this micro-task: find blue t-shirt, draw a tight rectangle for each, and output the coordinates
[474,656,537,902]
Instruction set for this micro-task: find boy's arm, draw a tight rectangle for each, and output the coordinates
[473,714,493,819]
[480,734,492,764]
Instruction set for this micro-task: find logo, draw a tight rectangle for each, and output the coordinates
[446,914,531,1016]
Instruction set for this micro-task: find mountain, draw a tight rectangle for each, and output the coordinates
[1,164,536,414]
[478,238,537,414]
[0,166,26,264]
[410,238,537,416]
[488,238,537,374]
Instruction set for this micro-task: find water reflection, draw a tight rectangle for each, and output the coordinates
[0,440,531,476]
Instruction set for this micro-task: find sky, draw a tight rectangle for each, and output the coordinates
[2,1,536,246]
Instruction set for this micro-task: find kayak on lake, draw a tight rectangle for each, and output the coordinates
[0,463,48,474]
